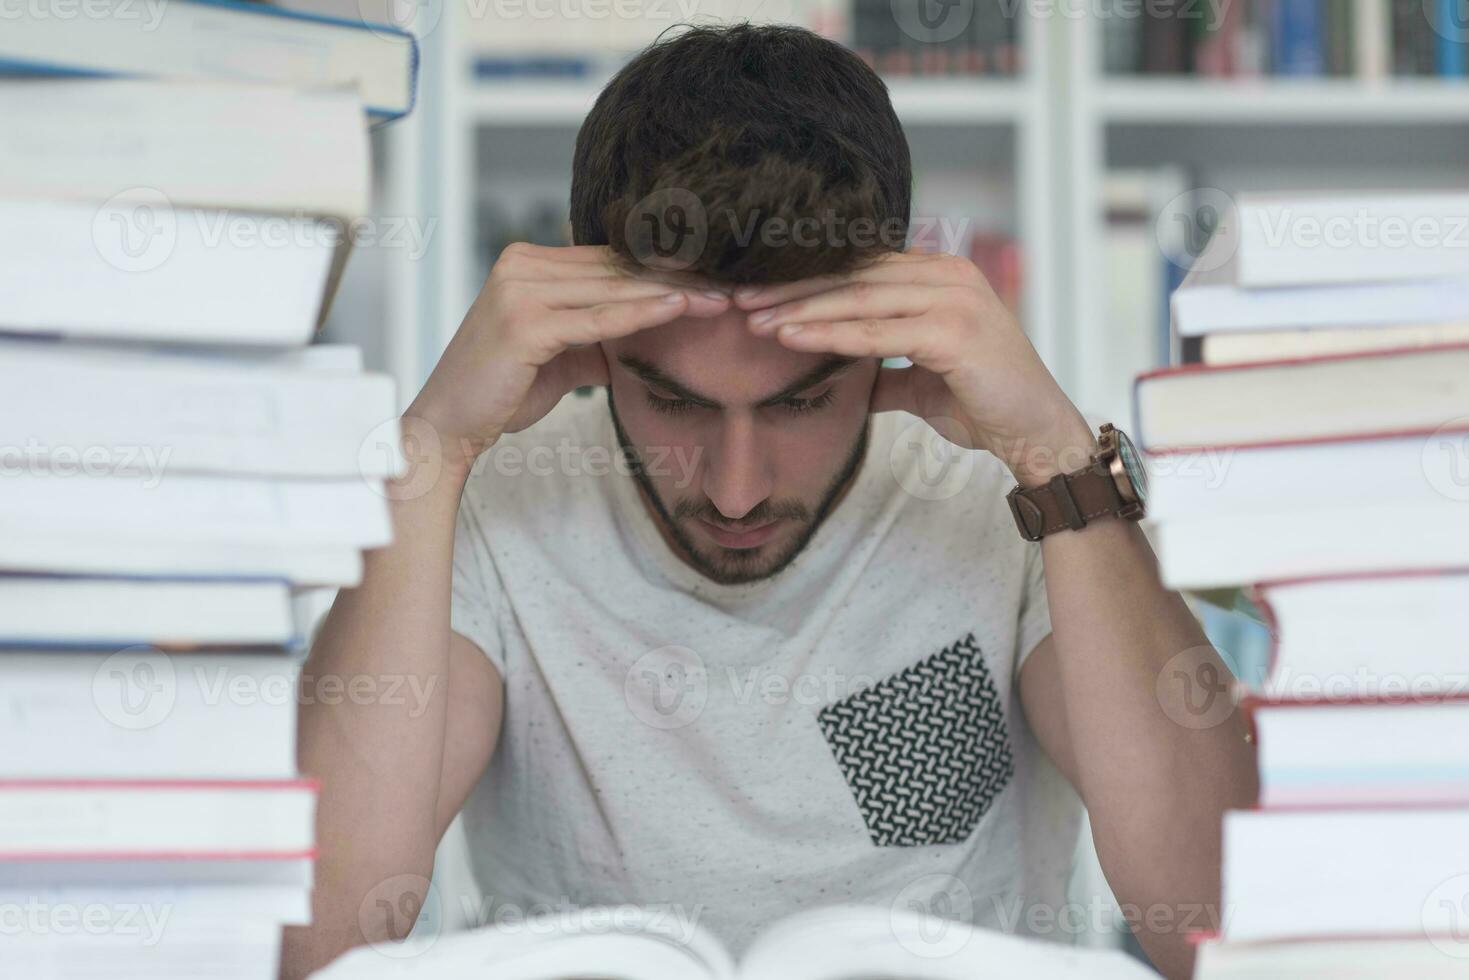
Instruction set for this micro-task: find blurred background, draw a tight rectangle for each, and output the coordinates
[281,0,1466,952]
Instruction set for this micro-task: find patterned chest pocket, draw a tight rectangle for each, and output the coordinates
[817,632,1014,847]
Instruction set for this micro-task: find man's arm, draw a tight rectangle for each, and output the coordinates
[729,251,1258,980]
[1018,509,1258,980]
[280,466,503,979]
[279,244,732,978]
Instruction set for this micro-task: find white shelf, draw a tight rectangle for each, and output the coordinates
[1099,78,1469,125]
[884,78,1031,124]
[463,76,1032,127]
[463,81,601,125]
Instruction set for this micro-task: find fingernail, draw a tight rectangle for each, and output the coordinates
[701,289,727,301]
[662,292,686,303]
[778,323,802,337]
[749,310,774,326]
[735,286,761,301]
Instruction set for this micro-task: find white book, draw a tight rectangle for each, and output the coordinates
[312,904,1159,980]
[1147,433,1460,521]
[0,470,390,550]
[1252,699,1469,808]
[0,856,313,891]
[1134,346,1469,451]
[1171,229,1469,337]
[0,80,368,219]
[1146,435,1469,587]
[0,883,310,927]
[1236,192,1469,288]
[0,339,404,478]
[1254,572,1469,700]
[1198,321,1469,365]
[1153,508,1469,589]
[0,652,299,779]
[1223,807,1469,942]
[2,912,285,980]
[1195,935,1469,978]
[0,781,316,858]
[0,198,337,346]
[0,2,416,120]
[0,534,363,588]
[0,577,295,648]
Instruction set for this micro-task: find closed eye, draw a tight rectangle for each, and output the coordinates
[778,389,836,415]
[644,391,698,416]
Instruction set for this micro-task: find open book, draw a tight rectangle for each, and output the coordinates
[313,903,1158,979]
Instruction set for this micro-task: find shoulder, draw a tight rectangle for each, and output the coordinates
[869,409,1024,544]
[457,391,617,528]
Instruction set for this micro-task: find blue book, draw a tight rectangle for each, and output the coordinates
[1436,0,1468,76]
[0,0,418,123]
[1271,0,1325,75]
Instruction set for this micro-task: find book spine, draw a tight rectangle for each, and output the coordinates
[1435,0,1467,75]
[1324,0,1353,75]
[1272,0,1325,75]
[1100,0,1142,73]
[1392,0,1431,74]
[1237,0,1271,76]
[1142,2,1190,72]
[1354,0,1390,77]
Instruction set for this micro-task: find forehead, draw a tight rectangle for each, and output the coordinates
[605,308,847,403]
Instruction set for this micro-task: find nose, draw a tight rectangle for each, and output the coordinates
[700,413,774,522]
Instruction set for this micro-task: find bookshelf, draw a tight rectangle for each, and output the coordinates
[363,3,1469,430]
[1056,6,1469,429]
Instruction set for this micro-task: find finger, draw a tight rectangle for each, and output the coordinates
[732,252,963,310]
[747,282,961,337]
[541,292,698,351]
[495,247,731,294]
[771,315,945,363]
[530,277,731,314]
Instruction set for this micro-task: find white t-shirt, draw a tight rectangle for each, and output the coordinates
[449,391,1082,952]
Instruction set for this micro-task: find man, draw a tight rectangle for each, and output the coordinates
[283,23,1256,980]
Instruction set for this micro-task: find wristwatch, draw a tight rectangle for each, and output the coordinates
[1006,423,1149,541]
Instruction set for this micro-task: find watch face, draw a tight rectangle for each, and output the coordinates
[1117,430,1149,507]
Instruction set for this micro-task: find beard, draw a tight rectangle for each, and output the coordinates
[606,387,870,586]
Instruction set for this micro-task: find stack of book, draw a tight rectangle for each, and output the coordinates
[850,0,1020,76]
[0,4,415,977]
[1104,0,1468,78]
[1136,191,1469,976]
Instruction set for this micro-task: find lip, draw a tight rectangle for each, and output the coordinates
[697,518,781,550]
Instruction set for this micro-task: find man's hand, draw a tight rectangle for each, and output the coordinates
[408,243,732,477]
[732,251,1096,487]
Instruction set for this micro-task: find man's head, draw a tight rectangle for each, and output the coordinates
[571,23,911,584]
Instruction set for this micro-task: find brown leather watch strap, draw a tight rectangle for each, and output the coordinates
[1007,465,1126,542]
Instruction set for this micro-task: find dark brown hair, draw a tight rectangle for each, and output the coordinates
[570,22,912,285]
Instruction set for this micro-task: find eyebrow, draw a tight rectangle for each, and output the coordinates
[616,354,858,410]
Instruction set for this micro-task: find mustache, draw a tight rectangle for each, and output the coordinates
[673,497,811,529]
